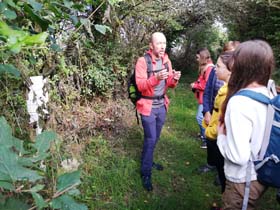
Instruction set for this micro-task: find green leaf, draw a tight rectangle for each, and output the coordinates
[26,0,42,11]
[3,9,17,20]
[0,117,24,152]
[0,64,21,77]
[31,192,47,210]
[80,18,88,25]
[51,195,88,210]
[0,147,42,182]
[94,24,112,35]
[28,152,50,163]
[34,131,56,153]
[0,198,30,210]
[8,43,22,53]
[30,184,45,192]
[22,32,48,45]
[5,0,17,8]
[0,117,42,183]
[23,4,49,31]
[50,43,62,52]
[0,3,7,13]
[0,181,15,190]
[57,170,81,192]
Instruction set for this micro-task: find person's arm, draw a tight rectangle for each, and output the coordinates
[166,60,180,88]
[203,70,215,116]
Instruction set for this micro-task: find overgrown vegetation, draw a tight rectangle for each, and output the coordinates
[80,80,280,210]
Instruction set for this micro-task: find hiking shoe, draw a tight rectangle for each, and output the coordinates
[141,175,153,191]
[197,164,216,173]
[200,141,207,149]
[152,162,164,171]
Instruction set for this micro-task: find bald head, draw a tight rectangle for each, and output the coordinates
[149,32,167,58]
[150,32,166,43]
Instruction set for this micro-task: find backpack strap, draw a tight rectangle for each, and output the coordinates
[242,159,253,210]
[236,90,271,105]
[144,53,169,75]
[144,54,153,77]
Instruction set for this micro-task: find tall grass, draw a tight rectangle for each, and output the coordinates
[80,77,279,210]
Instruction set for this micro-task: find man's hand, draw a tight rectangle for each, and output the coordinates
[156,69,169,80]
[204,112,211,125]
[173,70,181,81]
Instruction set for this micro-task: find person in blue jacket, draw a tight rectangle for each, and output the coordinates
[198,41,240,174]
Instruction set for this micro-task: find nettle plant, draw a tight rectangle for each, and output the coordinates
[0,117,87,210]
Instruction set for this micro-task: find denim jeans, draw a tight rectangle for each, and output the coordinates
[140,106,166,177]
[196,104,205,139]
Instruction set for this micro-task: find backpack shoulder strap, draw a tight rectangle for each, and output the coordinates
[144,53,153,76]
[235,90,271,105]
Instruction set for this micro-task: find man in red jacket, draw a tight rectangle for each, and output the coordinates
[135,32,181,191]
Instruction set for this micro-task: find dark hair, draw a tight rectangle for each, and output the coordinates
[196,48,211,65]
[220,40,275,123]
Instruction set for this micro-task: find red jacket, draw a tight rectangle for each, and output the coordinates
[193,63,214,104]
[135,50,178,116]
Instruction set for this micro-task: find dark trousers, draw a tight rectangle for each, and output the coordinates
[206,138,226,193]
[141,106,166,177]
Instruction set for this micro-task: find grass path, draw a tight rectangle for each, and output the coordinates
[80,79,279,210]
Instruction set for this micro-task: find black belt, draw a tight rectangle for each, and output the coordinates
[141,95,165,100]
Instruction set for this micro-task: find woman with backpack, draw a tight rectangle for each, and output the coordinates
[217,40,275,210]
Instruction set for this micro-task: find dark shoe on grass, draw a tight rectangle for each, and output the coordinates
[200,141,207,149]
[142,176,153,191]
[152,162,164,171]
[197,164,215,173]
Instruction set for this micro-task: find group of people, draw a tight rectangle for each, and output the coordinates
[134,31,277,210]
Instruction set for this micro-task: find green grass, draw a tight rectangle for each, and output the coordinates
[79,78,280,210]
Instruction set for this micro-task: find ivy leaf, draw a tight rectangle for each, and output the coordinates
[0,64,21,77]
[3,9,17,20]
[51,195,88,210]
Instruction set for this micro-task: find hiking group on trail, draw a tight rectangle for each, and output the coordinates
[130,31,280,210]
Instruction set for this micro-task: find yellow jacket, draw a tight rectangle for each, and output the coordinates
[204,84,228,140]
